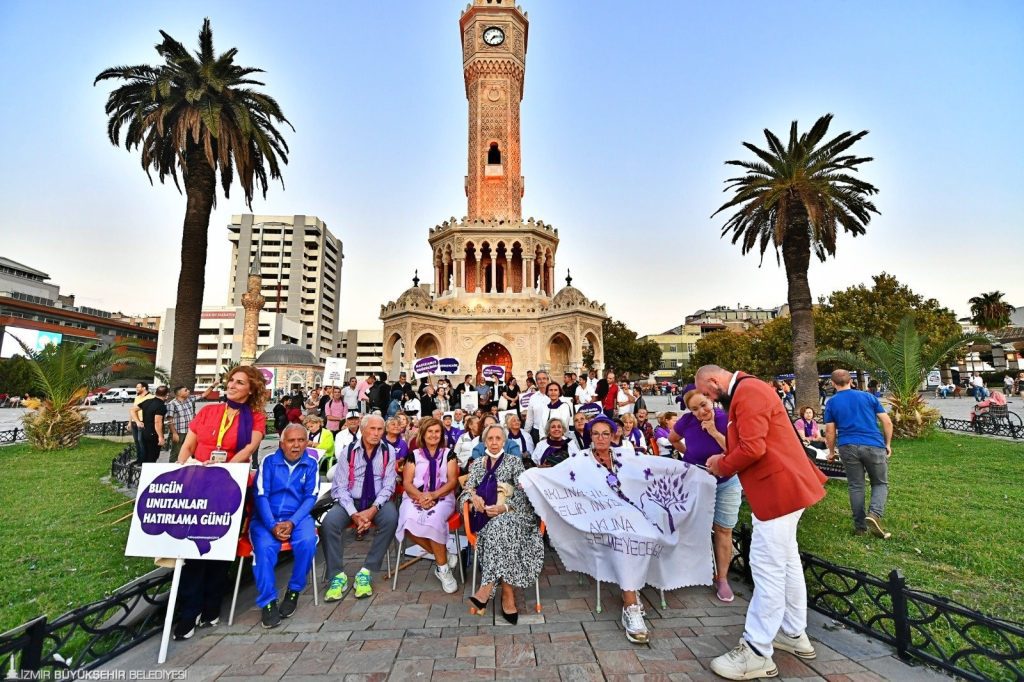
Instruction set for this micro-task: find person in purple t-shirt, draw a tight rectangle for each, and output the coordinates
[668,389,743,603]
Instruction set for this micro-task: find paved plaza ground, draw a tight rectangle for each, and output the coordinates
[105,536,948,680]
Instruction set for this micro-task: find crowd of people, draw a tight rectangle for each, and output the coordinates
[161,363,903,680]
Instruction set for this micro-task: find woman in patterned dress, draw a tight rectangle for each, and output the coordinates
[461,424,544,624]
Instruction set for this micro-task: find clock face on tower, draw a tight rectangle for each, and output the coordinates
[483,26,505,46]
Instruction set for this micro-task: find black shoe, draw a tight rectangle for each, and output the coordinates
[173,616,198,641]
[198,616,220,628]
[468,596,489,613]
[500,608,519,625]
[262,600,282,629]
[280,590,300,618]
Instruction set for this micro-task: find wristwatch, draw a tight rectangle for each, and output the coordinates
[373,502,382,511]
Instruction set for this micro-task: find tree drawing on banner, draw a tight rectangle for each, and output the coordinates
[640,471,691,534]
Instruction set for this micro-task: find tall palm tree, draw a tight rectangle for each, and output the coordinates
[968,291,1015,331]
[713,114,879,411]
[818,315,986,438]
[95,19,292,389]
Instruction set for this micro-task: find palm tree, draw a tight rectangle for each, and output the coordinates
[14,339,163,450]
[95,19,292,389]
[818,315,986,439]
[968,291,1015,331]
[713,114,880,411]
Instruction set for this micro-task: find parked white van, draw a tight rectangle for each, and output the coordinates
[102,388,138,403]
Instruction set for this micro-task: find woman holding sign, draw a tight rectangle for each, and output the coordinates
[173,366,267,641]
[462,424,543,624]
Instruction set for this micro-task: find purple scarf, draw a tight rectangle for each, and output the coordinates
[803,419,815,437]
[226,399,254,453]
[360,443,382,511]
[509,430,527,453]
[470,454,504,534]
[420,446,443,492]
[539,438,567,466]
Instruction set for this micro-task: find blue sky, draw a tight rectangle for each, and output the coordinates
[1,0,1021,335]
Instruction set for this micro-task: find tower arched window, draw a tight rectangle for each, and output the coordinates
[487,142,501,165]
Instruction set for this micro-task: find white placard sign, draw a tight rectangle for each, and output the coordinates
[324,358,347,386]
[126,463,249,562]
[461,391,479,413]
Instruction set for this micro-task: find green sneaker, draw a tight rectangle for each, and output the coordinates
[324,572,349,602]
[354,568,373,598]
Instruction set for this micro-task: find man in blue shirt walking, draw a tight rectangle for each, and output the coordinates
[824,369,894,539]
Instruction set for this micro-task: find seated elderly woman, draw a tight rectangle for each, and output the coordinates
[532,417,571,467]
[461,424,544,625]
[396,417,460,594]
[653,411,677,457]
[568,411,590,456]
[971,390,1008,422]
[504,413,535,459]
[453,415,481,470]
[620,413,647,454]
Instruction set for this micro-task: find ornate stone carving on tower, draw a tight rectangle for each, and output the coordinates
[239,255,266,366]
[380,1,607,381]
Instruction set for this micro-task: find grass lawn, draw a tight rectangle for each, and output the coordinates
[742,431,1024,622]
[0,438,152,632]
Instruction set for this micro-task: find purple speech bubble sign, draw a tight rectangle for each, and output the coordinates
[136,467,243,556]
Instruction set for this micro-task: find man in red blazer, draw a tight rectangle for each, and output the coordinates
[696,365,827,680]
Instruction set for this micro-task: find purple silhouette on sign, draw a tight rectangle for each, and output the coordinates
[569,470,576,482]
[643,467,653,480]
[640,469,691,535]
[136,467,242,555]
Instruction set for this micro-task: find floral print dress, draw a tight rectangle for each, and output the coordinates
[459,454,544,589]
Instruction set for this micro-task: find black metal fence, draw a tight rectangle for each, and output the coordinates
[733,525,1024,681]
[0,421,131,447]
[110,444,141,488]
[940,416,1022,439]
[0,570,172,676]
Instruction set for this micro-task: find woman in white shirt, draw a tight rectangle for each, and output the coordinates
[616,381,635,416]
[453,415,481,470]
[537,382,574,440]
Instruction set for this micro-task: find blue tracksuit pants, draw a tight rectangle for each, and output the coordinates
[250,516,317,608]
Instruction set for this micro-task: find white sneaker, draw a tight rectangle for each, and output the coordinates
[710,639,778,680]
[621,603,649,644]
[772,630,816,659]
[434,564,458,594]
[447,551,460,571]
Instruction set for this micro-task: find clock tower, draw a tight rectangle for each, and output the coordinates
[460,0,528,221]
[381,3,608,383]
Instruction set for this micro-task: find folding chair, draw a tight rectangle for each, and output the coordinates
[392,510,465,590]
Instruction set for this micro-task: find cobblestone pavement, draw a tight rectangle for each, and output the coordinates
[106,537,947,680]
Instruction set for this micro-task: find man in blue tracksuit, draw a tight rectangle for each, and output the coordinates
[251,423,319,628]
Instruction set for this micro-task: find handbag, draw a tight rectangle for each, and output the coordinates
[497,396,509,410]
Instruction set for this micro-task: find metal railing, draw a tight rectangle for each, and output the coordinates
[940,415,1022,439]
[732,525,1024,681]
[0,570,172,676]
[0,421,131,447]
[110,445,141,488]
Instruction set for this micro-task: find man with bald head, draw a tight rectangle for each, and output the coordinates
[320,414,398,601]
[695,364,827,680]
[823,369,893,539]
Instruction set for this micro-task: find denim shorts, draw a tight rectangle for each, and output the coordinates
[714,477,742,529]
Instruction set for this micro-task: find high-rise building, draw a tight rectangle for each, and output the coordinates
[227,214,342,364]
[338,329,384,379]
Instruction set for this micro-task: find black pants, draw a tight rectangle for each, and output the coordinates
[140,432,161,463]
[176,559,231,627]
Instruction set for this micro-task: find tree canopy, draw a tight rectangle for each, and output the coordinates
[969,291,1015,331]
[584,319,662,377]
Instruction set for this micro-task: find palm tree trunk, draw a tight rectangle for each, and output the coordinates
[169,144,216,389]
[781,213,819,415]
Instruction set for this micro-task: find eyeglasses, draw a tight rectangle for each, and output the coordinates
[591,431,613,438]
